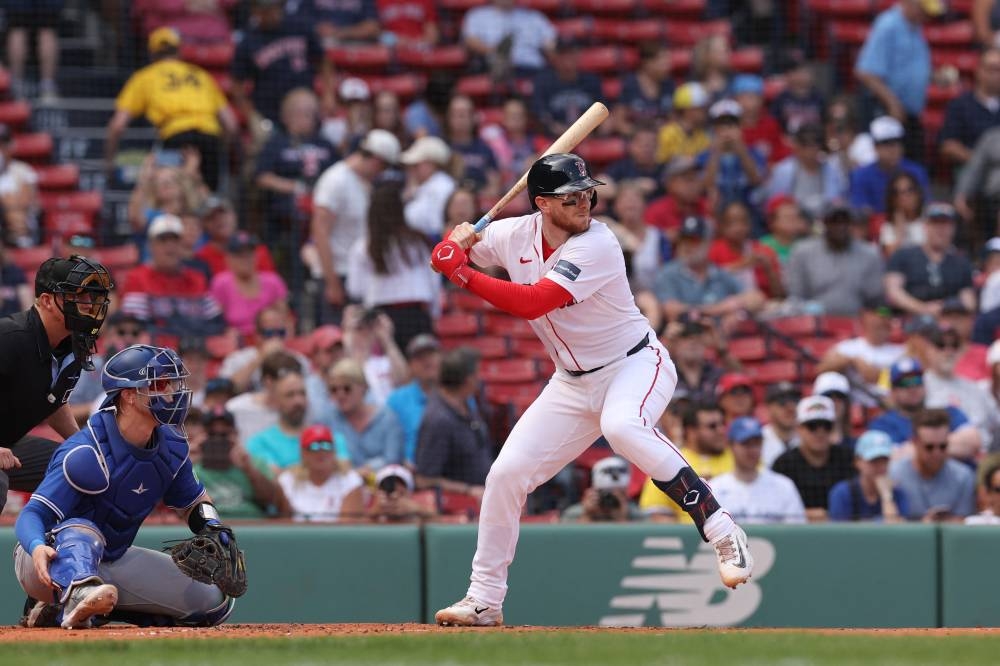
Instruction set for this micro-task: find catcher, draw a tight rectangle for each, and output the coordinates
[13,344,246,629]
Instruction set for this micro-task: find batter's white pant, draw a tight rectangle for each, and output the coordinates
[14,543,225,620]
[467,333,690,608]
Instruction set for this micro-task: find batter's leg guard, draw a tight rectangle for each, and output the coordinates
[48,518,107,604]
[652,467,721,542]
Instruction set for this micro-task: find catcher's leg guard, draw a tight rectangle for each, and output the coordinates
[48,518,106,604]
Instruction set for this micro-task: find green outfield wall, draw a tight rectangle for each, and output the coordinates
[0,524,995,627]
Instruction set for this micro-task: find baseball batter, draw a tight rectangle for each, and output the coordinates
[430,153,753,627]
[14,344,244,629]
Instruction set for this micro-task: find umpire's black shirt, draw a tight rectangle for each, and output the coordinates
[0,307,80,444]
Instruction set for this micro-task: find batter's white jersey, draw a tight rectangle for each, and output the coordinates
[469,212,651,372]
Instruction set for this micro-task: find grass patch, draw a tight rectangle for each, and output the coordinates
[2,630,994,666]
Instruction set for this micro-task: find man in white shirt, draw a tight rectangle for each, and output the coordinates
[311,129,401,317]
[979,238,1000,313]
[401,136,456,237]
[711,417,807,524]
[461,0,556,77]
[817,295,904,405]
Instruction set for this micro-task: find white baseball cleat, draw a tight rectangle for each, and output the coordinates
[61,582,118,630]
[435,596,503,627]
[711,524,753,589]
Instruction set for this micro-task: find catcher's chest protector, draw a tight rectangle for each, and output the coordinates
[71,410,190,561]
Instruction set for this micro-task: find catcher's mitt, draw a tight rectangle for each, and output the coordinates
[168,525,247,598]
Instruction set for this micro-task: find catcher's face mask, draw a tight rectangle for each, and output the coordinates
[45,256,113,371]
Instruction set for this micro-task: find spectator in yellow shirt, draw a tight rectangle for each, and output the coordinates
[656,82,712,164]
[639,399,734,522]
[105,27,237,190]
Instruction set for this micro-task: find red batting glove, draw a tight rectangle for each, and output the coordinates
[431,239,472,287]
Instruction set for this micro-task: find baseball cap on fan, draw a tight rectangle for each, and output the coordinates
[709,99,743,123]
[148,214,184,240]
[728,417,763,444]
[673,82,709,110]
[870,116,905,144]
[148,27,181,54]
[339,77,371,102]
[813,371,850,398]
[360,129,401,165]
[376,464,415,493]
[591,456,631,491]
[890,357,924,387]
[854,430,894,461]
[300,424,337,453]
[400,136,451,167]
[796,395,835,425]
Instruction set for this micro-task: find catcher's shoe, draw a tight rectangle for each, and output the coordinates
[711,524,753,589]
[435,596,503,627]
[20,597,61,628]
[61,582,118,630]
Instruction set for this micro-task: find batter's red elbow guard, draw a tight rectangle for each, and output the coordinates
[653,467,721,542]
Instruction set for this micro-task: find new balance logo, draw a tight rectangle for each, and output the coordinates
[598,536,774,627]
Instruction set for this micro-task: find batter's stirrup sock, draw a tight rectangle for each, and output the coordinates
[652,467,720,542]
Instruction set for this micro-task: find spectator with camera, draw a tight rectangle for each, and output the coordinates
[562,457,645,523]
[415,348,492,500]
[194,406,289,519]
[340,305,409,405]
[639,400,733,522]
[890,408,976,522]
[761,381,802,467]
[278,424,366,523]
[368,464,439,523]
[828,430,906,522]
[772,395,855,521]
[322,358,405,475]
[711,417,807,524]
[386,334,443,463]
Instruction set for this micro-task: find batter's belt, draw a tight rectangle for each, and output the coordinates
[565,333,649,377]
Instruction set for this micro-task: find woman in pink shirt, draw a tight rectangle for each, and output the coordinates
[210,231,288,337]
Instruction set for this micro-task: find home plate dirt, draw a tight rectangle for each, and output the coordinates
[0,624,998,642]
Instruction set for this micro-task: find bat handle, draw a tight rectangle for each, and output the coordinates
[472,214,492,233]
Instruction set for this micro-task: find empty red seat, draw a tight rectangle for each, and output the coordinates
[578,47,624,74]
[484,380,545,403]
[509,337,548,360]
[924,20,974,47]
[570,0,638,14]
[745,360,798,384]
[35,164,80,191]
[932,50,979,76]
[769,315,818,339]
[483,312,536,338]
[439,491,480,517]
[326,45,392,70]
[642,0,706,15]
[482,358,539,383]
[731,47,764,73]
[576,136,626,167]
[593,19,664,42]
[448,288,492,312]
[456,74,493,100]
[397,45,467,70]
[463,335,509,359]
[0,100,30,127]
[729,337,768,362]
[363,74,426,100]
[7,245,56,273]
[664,19,730,47]
[90,243,138,271]
[927,85,963,108]
[554,17,592,41]
[520,0,563,14]
[435,312,480,337]
[11,133,53,162]
[44,211,96,238]
[602,77,622,102]
[829,21,870,46]
[818,316,859,340]
[438,0,481,10]
[180,42,235,69]
[39,190,102,215]
[807,0,872,17]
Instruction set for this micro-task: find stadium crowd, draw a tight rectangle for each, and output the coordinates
[3,0,1000,526]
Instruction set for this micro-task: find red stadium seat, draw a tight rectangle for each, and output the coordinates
[39,190,102,215]
[729,318,761,338]
[40,191,102,238]
[438,0,481,10]
[731,47,764,73]
[745,360,798,384]
[554,17,592,42]
[728,337,768,363]
[180,42,235,70]
[578,47,625,74]
[456,74,493,100]
[462,335,510,359]
[769,315,818,339]
[520,0,563,15]
[926,85,963,108]
[363,74,426,101]
[829,21,870,46]
[435,312,481,338]
[0,67,9,97]
[481,359,540,383]
[483,312,536,338]
[0,100,30,128]
[11,133,54,163]
[7,245,56,273]
[509,337,549,360]
[576,136,626,167]
[642,0,706,15]
[668,49,693,74]
[570,0,639,15]
[593,19,664,42]
[924,21,974,47]
[764,76,786,103]
[931,50,979,77]
[484,380,545,404]
[205,331,240,359]
[439,491,480,517]
[90,243,139,272]
[35,164,80,191]
[448,288,492,312]
[602,77,622,102]
[478,106,504,126]
[397,45,467,70]
[663,19,730,47]
[807,0,872,17]
[326,45,392,71]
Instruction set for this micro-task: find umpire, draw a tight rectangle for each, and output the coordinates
[0,255,112,511]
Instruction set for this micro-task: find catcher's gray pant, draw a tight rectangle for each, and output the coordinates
[14,543,225,622]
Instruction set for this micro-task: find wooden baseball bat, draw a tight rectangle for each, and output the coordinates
[472,102,610,232]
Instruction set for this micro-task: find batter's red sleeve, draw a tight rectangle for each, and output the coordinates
[464,272,574,320]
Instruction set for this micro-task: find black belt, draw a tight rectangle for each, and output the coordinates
[566,333,650,377]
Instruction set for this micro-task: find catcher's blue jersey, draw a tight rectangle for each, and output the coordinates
[29,409,204,561]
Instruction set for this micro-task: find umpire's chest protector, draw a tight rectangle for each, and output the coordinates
[68,410,189,560]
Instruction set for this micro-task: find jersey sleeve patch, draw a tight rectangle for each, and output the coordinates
[62,445,110,495]
[552,260,581,282]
